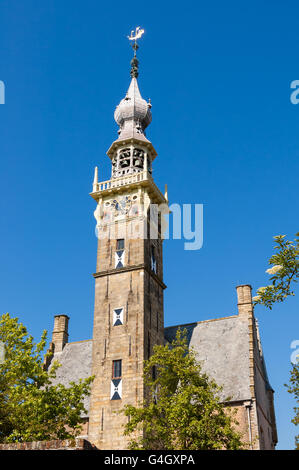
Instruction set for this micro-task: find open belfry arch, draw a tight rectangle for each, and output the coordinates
[45,30,277,450]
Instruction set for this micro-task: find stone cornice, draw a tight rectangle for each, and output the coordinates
[93,263,167,290]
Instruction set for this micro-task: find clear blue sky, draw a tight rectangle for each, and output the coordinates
[0,0,298,449]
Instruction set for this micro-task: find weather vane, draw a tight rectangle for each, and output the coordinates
[127,27,144,78]
[128,26,145,43]
[127,26,145,56]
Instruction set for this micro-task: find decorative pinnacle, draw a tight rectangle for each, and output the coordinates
[93,166,98,192]
[128,27,145,78]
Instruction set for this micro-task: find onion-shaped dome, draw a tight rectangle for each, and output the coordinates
[114,76,152,140]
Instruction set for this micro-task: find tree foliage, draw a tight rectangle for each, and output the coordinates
[121,329,244,450]
[0,313,93,443]
[253,233,299,310]
[285,363,299,450]
[253,232,299,449]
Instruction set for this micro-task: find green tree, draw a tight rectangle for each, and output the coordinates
[286,363,299,450]
[0,313,93,443]
[121,329,244,450]
[252,233,299,310]
[252,232,299,449]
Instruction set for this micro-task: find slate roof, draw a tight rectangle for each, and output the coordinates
[164,315,251,402]
[50,339,92,416]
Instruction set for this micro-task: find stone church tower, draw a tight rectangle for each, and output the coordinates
[87,42,167,449]
[45,36,278,451]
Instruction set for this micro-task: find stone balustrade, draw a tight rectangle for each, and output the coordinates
[93,170,150,193]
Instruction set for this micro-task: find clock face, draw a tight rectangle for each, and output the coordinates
[111,196,132,215]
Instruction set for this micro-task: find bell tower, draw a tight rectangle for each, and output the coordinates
[88,31,168,450]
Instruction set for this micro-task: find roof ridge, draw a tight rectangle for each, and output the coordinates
[66,339,92,345]
[165,314,238,330]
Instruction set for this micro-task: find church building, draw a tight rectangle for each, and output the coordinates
[45,34,278,450]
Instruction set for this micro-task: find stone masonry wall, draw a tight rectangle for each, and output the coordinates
[0,439,97,450]
[89,198,165,449]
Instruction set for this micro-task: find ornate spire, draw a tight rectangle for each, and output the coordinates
[106,28,157,178]
[113,27,152,142]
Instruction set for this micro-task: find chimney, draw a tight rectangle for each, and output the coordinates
[51,314,69,353]
[236,284,254,317]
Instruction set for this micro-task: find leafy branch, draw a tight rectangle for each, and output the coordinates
[253,233,299,310]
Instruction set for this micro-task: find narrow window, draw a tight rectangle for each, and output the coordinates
[112,359,122,379]
[101,408,104,431]
[111,360,122,400]
[151,245,157,273]
[129,335,131,356]
[115,239,125,269]
[113,307,124,326]
[116,239,124,251]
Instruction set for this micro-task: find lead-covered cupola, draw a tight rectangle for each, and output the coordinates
[107,37,157,179]
[114,75,152,141]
